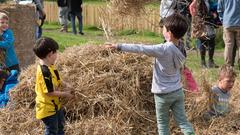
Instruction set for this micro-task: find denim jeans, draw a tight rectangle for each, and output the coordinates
[70,12,83,34]
[42,109,65,135]
[35,26,42,39]
[154,89,194,135]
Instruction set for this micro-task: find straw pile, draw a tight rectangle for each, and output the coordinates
[0,4,36,68]
[0,45,240,135]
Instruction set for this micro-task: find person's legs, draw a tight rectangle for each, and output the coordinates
[223,27,235,65]
[58,6,68,32]
[57,109,65,135]
[235,28,240,68]
[38,26,42,39]
[154,94,171,135]
[185,15,192,50]
[171,89,195,135]
[208,37,218,68]
[35,26,42,39]
[76,12,83,35]
[42,113,58,135]
[231,40,237,66]
[70,13,77,34]
[199,39,207,68]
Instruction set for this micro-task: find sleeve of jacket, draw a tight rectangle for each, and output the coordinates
[0,29,14,49]
[217,0,224,23]
[117,43,166,57]
[33,0,44,12]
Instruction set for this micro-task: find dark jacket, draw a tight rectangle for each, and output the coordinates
[57,0,67,7]
[68,0,82,13]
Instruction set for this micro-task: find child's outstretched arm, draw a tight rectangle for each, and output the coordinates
[105,43,165,57]
[105,43,118,50]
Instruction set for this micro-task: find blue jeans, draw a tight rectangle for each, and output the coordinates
[70,12,83,34]
[154,89,194,135]
[42,109,65,135]
[36,26,42,39]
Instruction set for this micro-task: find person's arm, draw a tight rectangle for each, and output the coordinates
[217,0,224,23]
[46,90,73,98]
[0,29,14,49]
[33,0,43,12]
[189,0,197,16]
[33,0,46,17]
[61,81,75,95]
[105,43,166,57]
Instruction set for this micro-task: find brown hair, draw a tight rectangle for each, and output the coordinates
[163,13,188,39]
[219,65,237,80]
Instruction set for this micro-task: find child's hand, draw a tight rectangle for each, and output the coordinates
[64,91,74,98]
[104,42,117,49]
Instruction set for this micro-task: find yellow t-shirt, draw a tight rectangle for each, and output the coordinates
[35,64,62,119]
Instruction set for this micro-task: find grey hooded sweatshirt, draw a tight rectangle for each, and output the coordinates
[118,42,185,94]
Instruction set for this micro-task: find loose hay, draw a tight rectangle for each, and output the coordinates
[0,45,239,135]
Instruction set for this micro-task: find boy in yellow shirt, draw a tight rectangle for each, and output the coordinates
[33,37,73,135]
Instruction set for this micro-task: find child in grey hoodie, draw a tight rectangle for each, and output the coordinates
[105,13,194,135]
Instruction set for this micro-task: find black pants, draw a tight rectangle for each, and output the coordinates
[8,64,20,73]
[199,37,215,61]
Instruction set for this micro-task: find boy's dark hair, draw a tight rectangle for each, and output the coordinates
[163,13,188,39]
[33,37,59,59]
[219,65,237,80]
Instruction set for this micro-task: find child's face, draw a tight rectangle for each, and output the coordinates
[0,19,9,32]
[47,51,58,65]
[162,26,171,41]
[218,77,235,92]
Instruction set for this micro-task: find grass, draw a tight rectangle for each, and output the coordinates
[42,23,164,51]
[42,23,104,51]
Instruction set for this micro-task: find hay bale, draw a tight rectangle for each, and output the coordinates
[109,0,156,16]
[0,45,240,135]
[0,4,36,68]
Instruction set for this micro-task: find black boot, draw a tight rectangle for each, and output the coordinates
[201,60,207,68]
[208,59,219,68]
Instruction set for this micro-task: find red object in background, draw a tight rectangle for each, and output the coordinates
[182,67,199,93]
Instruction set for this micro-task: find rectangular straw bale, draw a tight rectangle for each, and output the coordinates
[0,4,36,68]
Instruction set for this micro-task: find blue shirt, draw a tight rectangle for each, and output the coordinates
[118,42,185,94]
[217,0,240,28]
[0,70,19,108]
[0,29,19,67]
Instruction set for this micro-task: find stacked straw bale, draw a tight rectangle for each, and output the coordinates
[109,0,156,16]
[0,45,240,135]
[0,4,36,68]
